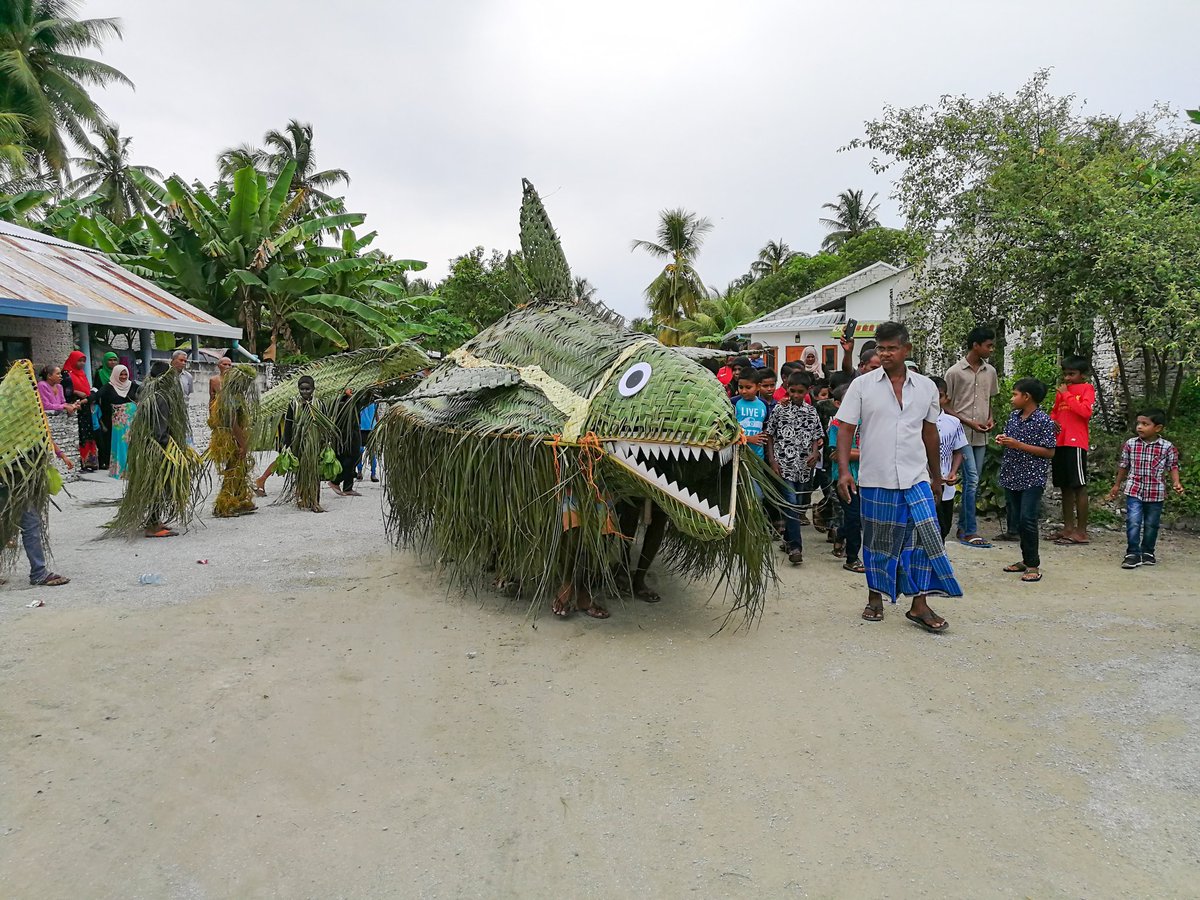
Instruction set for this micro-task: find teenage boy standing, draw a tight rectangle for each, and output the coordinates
[944,326,1000,547]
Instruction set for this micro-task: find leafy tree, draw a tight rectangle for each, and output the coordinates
[740,253,849,315]
[0,1,132,175]
[848,70,1200,421]
[835,227,922,273]
[630,208,712,345]
[751,239,799,278]
[67,126,161,222]
[437,247,515,332]
[819,189,880,251]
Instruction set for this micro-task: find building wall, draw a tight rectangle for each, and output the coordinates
[0,315,75,374]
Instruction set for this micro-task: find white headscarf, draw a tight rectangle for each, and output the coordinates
[109,364,132,399]
[801,346,825,380]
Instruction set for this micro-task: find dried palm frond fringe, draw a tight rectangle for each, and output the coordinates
[106,370,208,537]
[0,360,55,571]
[372,412,779,627]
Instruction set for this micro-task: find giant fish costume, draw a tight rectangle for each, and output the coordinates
[374,181,777,623]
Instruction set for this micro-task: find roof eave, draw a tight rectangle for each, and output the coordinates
[65,308,242,339]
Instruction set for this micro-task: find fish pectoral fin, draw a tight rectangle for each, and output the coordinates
[406,364,522,400]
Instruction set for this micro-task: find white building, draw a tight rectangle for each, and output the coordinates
[736,262,914,373]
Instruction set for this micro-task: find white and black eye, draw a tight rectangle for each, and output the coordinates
[617,362,652,397]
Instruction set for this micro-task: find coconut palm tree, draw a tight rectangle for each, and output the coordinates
[630,208,712,345]
[750,238,799,278]
[258,119,349,206]
[67,126,162,222]
[819,189,881,251]
[573,276,596,303]
[0,1,132,175]
[216,143,258,180]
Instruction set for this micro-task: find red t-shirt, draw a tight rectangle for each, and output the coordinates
[773,385,787,402]
[1051,383,1094,448]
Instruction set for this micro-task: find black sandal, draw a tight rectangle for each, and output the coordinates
[905,610,949,633]
[862,603,883,622]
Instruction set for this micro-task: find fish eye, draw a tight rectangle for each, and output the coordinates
[617,362,652,397]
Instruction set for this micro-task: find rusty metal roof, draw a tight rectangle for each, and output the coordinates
[0,220,241,339]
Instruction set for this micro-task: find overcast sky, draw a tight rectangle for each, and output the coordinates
[84,0,1198,321]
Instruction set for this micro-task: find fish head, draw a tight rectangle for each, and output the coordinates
[584,344,743,539]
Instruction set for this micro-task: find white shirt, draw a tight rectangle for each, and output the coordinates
[836,366,940,489]
[936,412,969,500]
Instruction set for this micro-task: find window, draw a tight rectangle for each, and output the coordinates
[0,336,31,374]
[822,344,838,373]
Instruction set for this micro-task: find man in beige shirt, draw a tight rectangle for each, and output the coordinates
[943,326,1000,546]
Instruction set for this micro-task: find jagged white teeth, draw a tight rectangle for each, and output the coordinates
[702,447,714,460]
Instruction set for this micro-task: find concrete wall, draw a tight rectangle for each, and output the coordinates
[0,315,75,373]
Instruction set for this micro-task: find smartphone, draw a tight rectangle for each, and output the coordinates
[843,317,858,340]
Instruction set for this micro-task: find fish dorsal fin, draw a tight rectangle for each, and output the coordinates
[519,178,573,303]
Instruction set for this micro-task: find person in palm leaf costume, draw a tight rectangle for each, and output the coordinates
[207,363,259,517]
[274,375,340,513]
[0,360,70,586]
[106,363,207,538]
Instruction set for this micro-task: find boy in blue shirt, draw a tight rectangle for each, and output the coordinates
[997,378,1056,583]
[734,374,767,459]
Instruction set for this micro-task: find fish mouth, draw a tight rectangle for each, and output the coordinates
[603,440,738,527]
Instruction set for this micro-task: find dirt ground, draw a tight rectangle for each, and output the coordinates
[1,477,1198,898]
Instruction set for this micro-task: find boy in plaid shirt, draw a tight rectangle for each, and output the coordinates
[1106,409,1185,568]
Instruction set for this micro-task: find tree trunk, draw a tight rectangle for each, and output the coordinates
[1107,320,1135,430]
[1140,345,1153,406]
[1168,362,1185,421]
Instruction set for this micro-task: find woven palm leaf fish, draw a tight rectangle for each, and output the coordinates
[0,360,55,569]
[375,181,777,621]
[254,343,430,450]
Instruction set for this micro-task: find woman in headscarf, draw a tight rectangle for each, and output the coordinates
[98,364,139,478]
[63,350,99,471]
[801,346,825,381]
[93,351,119,468]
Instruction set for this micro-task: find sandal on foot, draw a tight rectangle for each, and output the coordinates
[633,586,661,603]
[843,561,866,573]
[905,610,949,633]
[1002,563,1027,573]
[252,486,267,497]
[958,535,993,548]
[862,604,883,621]
[145,528,178,538]
[35,573,70,586]
[580,603,610,619]
[551,596,570,618]
[1021,571,1043,582]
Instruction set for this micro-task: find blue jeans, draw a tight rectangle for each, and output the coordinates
[1125,498,1163,557]
[20,508,49,584]
[957,444,988,537]
[781,477,812,552]
[1004,486,1043,568]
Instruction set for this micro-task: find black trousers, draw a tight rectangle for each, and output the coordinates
[1005,487,1043,568]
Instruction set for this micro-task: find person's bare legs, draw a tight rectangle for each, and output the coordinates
[254,460,275,496]
[1074,489,1089,542]
[1059,486,1077,540]
[862,589,885,621]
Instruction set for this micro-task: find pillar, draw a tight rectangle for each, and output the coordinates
[190,334,200,362]
[77,322,92,379]
[139,329,153,379]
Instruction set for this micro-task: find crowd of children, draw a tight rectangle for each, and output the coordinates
[710,329,1187,585]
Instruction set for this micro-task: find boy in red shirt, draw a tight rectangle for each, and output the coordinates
[1050,356,1095,545]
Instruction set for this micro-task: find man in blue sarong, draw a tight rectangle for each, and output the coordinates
[834,321,961,632]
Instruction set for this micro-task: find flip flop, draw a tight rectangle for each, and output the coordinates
[252,486,267,497]
[1053,537,1089,545]
[146,528,178,538]
[958,536,993,549]
[862,604,883,622]
[580,604,610,619]
[905,610,949,633]
[1021,572,1043,582]
[35,573,70,586]
[634,586,661,603]
[843,561,866,573]
[1002,563,1027,573]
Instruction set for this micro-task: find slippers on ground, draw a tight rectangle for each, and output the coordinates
[1021,572,1043,582]
[580,604,610,619]
[145,528,178,538]
[1053,537,1089,545]
[252,486,267,497]
[862,604,883,622]
[905,610,949,633]
[843,561,866,573]
[958,536,993,549]
[634,587,661,604]
[993,532,1019,542]
[1002,563,1027,573]
[36,573,70,586]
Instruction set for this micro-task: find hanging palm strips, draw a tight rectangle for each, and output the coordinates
[207,364,259,517]
[278,399,337,511]
[0,360,55,569]
[254,343,429,450]
[106,370,207,537]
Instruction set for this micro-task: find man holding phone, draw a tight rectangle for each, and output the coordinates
[943,326,1000,547]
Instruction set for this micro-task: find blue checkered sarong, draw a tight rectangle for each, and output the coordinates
[860,484,962,602]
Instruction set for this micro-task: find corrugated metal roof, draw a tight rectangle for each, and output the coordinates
[0,219,241,339]
[741,311,846,333]
[738,262,901,330]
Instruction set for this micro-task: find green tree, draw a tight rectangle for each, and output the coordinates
[0,1,132,175]
[66,126,161,223]
[438,247,515,333]
[740,253,849,315]
[678,285,756,346]
[751,238,799,278]
[819,189,880,251]
[630,208,712,345]
[835,227,922,273]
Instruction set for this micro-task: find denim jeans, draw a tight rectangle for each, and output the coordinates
[19,508,49,584]
[1004,486,1043,568]
[957,444,988,537]
[837,492,862,564]
[781,477,812,552]
[1125,497,1163,557]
